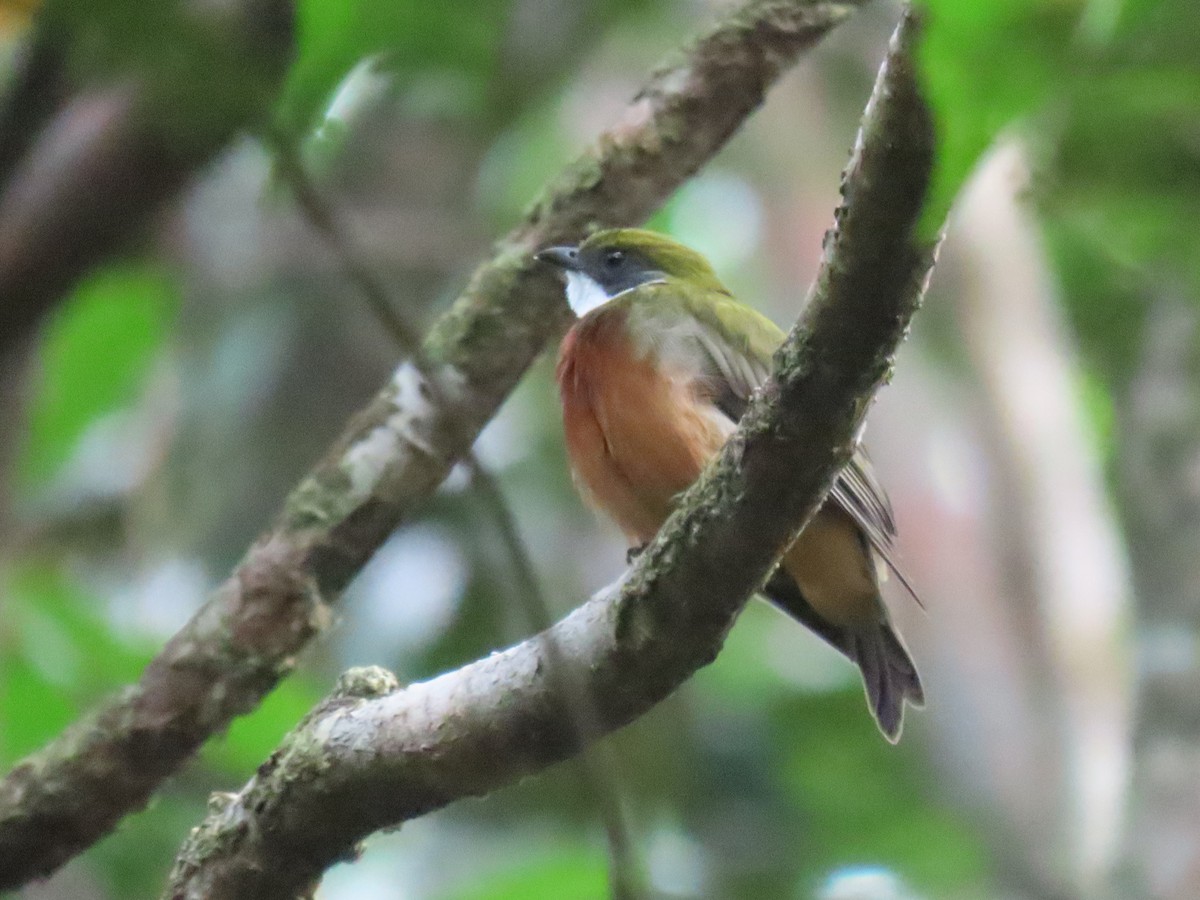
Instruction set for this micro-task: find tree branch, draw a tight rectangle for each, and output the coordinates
[0,0,864,888]
[165,10,937,898]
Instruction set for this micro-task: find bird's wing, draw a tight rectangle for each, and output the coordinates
[684,290,921,604]
[682,291,779,421]
[829,452,922,605]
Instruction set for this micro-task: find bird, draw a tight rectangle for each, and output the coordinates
[537,228,923,741]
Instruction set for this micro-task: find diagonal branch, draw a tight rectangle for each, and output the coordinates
[0,0,865,888]
[165,10,937,898]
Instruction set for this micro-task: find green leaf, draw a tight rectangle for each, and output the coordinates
[445,848,609,900]
[202,675,325,775]
[90,794,203,899]
[916,0,1084,233]
[19,263,177,487]
[1028,0,1200,389]
[276,0,508,137]
[778,692,989,895]
[0,658,77,765]
[0,564,154,764]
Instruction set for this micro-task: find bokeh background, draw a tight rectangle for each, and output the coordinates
[2,0,1199,897]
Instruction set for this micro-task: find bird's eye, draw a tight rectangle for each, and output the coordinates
[604,250,624,268]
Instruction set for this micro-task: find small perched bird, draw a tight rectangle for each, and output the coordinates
[537,228,923,741]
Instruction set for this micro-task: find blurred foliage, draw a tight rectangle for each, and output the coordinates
[447,849,610,900]
[3,0,1199,897]
[201,675,326,775]
[0,563,153,764]
[88,795,206,900]
[17,264,176,488]
[279,0,507,135]
[917,0,1084,232]
[1040,0,1200,393]
[689,606,989,897]
[24,0,291,147]
[921,0,1200,397]
[778,691,985,891]
[278,0,644,151]
[0,0,38,39]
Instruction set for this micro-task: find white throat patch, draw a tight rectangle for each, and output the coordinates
[564,271,612,316]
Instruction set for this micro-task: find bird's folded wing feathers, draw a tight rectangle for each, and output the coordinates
[829,454,922,605]
[686,292,921,605]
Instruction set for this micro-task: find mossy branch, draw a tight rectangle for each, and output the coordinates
[165,11,936,898]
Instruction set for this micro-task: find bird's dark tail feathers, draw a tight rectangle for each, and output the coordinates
[763,572,923,742]
[844,622,924,743]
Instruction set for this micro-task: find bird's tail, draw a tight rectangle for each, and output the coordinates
[762,572,923,742]
[844,622,924,743]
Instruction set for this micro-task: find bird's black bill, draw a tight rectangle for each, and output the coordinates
[535,245,581,270]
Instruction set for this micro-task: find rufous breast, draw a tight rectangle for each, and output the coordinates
[557,305,731,543]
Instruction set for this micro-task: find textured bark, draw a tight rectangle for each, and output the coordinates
[0,0,866,888]
[165,12,936,898]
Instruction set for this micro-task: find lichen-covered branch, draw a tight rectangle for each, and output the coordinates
[165,11,937,898]
[0,0,865,888]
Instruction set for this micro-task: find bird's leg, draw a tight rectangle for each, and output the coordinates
[626,543,648,564]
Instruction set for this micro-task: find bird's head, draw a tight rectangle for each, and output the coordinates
[537,228,725,315]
